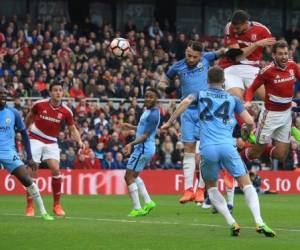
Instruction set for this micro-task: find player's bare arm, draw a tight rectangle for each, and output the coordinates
[239,110,255,137]
[228,37,275,62]
[69,125,84,148]
[162,94,195,130]
[25,110,35,129]
[123,132,149,156]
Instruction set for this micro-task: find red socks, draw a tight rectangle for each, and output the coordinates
[52,175,62,206]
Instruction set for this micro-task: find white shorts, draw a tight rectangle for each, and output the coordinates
[30,139,60,163]
[256,108,292,144]
[224,65,260,90]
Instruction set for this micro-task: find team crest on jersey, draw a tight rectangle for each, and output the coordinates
[197,62,203,69]
[57,113,63,119]
[289,69,294,76]
[42,110,47,114]
[5,117,11,125]
[251,34,257,41]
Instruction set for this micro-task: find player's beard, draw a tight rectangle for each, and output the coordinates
[0,100,6,110]
[145,100,155,109]
[0,96,6,110]
[277,58,288,68]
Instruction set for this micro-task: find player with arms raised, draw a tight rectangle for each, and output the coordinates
[162,66,275,237]
[0,88,53,220]
[122,88,160,217]
[159,41,225,204]
[220,10,275,100]
[244,40,300,163]
[25,81,84,217]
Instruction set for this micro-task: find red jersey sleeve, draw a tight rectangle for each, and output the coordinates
[294,63,300,82]
[31,102,39,115]
[224,23,238,47]
[244,70,266,102]
[65,108,75,126]
[259,25,272,39]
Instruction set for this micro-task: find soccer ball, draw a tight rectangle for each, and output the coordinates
[109,38,130,57]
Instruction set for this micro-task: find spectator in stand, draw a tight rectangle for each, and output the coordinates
[69,81,85,99]
[85,151,102,169]
[111,152,126,169]
[78,140,93,160]
[57,131,71,153]
[94,142,105,161]
[148,21,164,39]
[66,146,76,167]
[73,154,87,169]
[60,152,73,169]
[102,151,114,169]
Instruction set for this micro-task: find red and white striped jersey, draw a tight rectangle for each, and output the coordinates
[245,60,300,111]
[29,99,74,143]
[219,21,272,69]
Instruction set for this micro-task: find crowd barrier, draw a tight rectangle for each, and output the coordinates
[1,170,300,195]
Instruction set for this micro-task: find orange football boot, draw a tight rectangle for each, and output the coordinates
[179,188,195,204]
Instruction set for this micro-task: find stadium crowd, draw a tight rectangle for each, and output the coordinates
[0,14,300,171]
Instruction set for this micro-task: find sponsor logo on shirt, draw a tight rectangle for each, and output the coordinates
[39,114,61,123]
[273,75,295,84]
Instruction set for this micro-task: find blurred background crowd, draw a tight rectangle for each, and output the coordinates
[0,12,300,171]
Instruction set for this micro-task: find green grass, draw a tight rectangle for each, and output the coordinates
[0,195,299,250]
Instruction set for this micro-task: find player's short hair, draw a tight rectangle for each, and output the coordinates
[146,87,160,98]
[272,40,288,54]
[187,40,203,52]
[208,66,225,84]
[49,81,63,91]
[231,10,250,25]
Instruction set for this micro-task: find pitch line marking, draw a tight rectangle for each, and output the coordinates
[2,213,300,233]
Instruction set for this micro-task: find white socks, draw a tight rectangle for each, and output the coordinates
[26,183,47,215]
[128,182,141,210]
[243,185,264,225]
[226,188,235,206]
[208,187,236,225]
[135,177,151,204]
[183,153,195,190]
[197,169,206,189]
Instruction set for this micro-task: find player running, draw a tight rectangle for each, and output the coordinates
[25,81,84,217]
[243,40,300,163]
[159,40,225,204]
[162,66,275,237]
[220,9,275,100]
[0,88,53,220]
[122,88,160,217]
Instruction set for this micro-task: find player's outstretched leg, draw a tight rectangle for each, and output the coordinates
[180,153,196,204]
[13,166,53,221]
[135,177,156,214]
[208,187,240,236]
[125,170,147,217]
[240,179,276,237]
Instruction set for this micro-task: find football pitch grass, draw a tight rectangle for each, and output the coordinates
[0,195,299,250]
